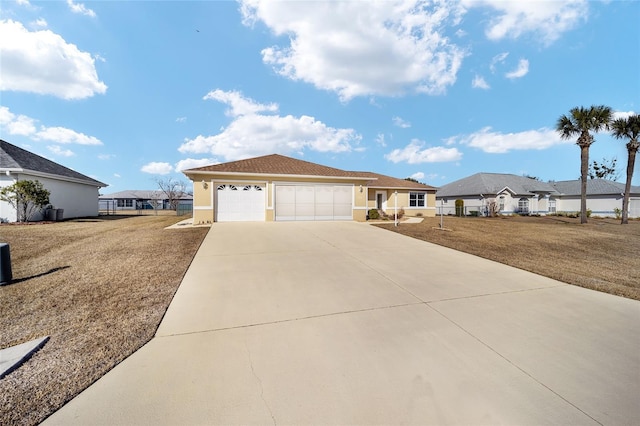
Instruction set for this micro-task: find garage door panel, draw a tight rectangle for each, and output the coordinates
[275,184,353,221]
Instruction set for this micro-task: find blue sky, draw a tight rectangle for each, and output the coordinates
[1,0,638,194]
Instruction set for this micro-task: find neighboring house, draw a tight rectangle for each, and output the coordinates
[436,172,640,218]
[549,179,640,218]
[99,190,193,211]
[182,154,437,223]
[0,140,107,222]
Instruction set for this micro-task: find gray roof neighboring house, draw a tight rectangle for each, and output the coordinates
[1,140,106,187]
[99,190,193,201]
[550,179,640,196]
[436,173,640,199]
[436,173,557,198]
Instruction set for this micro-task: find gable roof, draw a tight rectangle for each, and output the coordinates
[184,154,372,180]
[99,190,193,200]
[1,140,106,187]
[436,173,557,198]
[550,179,640,196]
[353,171,436,190]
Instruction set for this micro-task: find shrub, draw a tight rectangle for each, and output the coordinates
[455,199,464,217]
[469,210,479,217]
[416,212,423,217]
[587,209,592,218]
[368,209,380,220]
[614,207,622,219]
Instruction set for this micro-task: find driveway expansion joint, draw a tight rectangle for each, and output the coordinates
[426,302,604,426]
[244,340,276,426]
[425,283,567,304]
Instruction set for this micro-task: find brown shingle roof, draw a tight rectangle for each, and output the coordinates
[184,154,437,190]
[353,171,437,190]
[184,154,370,179]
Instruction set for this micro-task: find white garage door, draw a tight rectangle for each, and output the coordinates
[275,185,352,221]
[216,184,265,222]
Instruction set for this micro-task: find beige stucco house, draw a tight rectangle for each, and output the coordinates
[182,154,436,223]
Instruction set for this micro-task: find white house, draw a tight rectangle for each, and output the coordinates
[99,190,193,212]
[0,140,107,222]
[436,173,640,218]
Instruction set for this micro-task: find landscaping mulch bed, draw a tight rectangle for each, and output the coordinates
[377,215,640,301]
[0,216,208,426]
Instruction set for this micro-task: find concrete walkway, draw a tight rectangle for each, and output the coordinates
[45,222,640,425]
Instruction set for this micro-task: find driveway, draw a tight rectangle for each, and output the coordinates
[45,222,640,425]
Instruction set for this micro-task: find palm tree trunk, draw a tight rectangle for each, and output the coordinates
[580,144,589,224]
[621,144,638,224]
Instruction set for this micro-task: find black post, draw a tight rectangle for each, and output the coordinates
[0,243,12,285]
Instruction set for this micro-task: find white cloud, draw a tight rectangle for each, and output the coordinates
[392,116,411,128]
[67,0,96,17]
[240,0,466,101]
[203,89,278,117]
[490,52,509,73]
[375,133,387,147]
[0,106,102,145]
[385,139,462,164]
[505,59,529,79]
[0,19,107,99]
[453,126,566,153]
[613,111,637,120]
[462,0,588,45]
[472,75,490,89]
[176,116,187,123]
[113,173,121,178]
[141,162,173,175]
[47,145,75,157]
[35,126,102,145]
[181,90,360,161]
[98,153,114,160]
[30,18,47,28]
[410,172,425,180]
[175,158,218,171]
[0,106,36,136]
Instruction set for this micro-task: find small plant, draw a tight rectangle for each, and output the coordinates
[614,207,622,219]
[469,210,479,217]
[455,199,464,217]
[586,209,592,218]
[368,209,380,220]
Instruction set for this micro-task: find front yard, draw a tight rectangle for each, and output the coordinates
[0,216,208,425]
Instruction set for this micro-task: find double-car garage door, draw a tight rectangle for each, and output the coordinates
[215,183,353,222]
[275,185,352,221]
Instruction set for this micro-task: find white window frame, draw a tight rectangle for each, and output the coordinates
[409,192,426,208]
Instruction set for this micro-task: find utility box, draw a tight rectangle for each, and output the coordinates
[0,243,12,285]
[56,209,64,221]
[45,209,57,221]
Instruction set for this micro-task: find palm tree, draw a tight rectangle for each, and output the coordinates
[556,105,613,223]
[611,114,640,224]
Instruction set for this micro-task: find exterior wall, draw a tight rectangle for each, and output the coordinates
[367,189,436,217]
[187,173,371,223]
[1,173,100,222]
[553,195,629,217]
[438,193,548,216]
[0,175,18,222]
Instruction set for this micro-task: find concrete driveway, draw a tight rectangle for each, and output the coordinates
[45,222,640,425]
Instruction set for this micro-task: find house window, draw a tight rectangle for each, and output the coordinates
[518,198,529,213]
[409,192,426,207]
[499,196,505,211]
[117,199,133,208]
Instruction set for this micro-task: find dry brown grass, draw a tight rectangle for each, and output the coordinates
[0,216,208,426]
[377,215,640,300]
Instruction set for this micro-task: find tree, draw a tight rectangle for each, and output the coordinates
[556,105,613,224]
[611,114,640,224]
[0,179,50,222]
[155,177,187,210]
[588,157,620,180]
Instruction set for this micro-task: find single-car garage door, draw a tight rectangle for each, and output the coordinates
[216,184,265,222]
[275,184,352,221]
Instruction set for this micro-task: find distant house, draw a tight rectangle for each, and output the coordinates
[182,154,437,223]
[1,140,107,222]
[436,172,640,218]
[99,190,193,211]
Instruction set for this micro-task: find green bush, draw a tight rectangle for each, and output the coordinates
[455,199,464,217]
[368,209,380,220]
[614,207,622,219]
